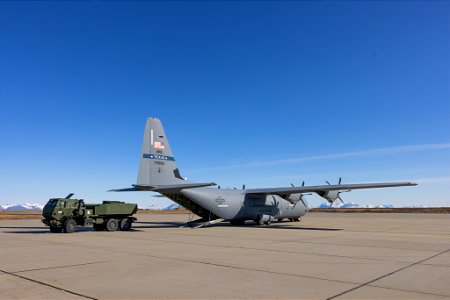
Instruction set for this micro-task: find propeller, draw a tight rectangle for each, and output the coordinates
[325,177,351,206]
[289,181,311,207]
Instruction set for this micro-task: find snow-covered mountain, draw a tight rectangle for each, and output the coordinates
[143,203,182,210]
[163,203,182,210]
[0,202,183,211]
[317,202,395,209]
[0,203,44,210]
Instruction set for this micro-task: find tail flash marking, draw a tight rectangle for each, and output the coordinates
[137,117,186,186]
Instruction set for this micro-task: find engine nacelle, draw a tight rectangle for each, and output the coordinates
[285,194,309,208]
[317,191,339,203]
[286,194,300,204]
[256,214,275,224]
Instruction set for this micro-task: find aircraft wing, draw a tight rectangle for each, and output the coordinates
[245,182,417,195]
[110,182,216,192]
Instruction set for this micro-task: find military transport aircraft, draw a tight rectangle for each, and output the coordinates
[112,118,416,227]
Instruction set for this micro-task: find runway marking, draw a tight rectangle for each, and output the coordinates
[0,268,98,300]
[326,247,450,299]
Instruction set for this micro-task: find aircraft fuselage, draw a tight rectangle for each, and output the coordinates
[178,188,307,222]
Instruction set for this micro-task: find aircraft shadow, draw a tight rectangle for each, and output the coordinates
[262,225,343,231]
[135,221,342,231]
[133,221,184,229]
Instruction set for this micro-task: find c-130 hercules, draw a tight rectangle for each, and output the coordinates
[112,118,416,227]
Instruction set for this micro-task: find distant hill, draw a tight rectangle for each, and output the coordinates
[142,203,182,211]
[0,202,183,211]
[0,203,44,210]
[316,202,425,209]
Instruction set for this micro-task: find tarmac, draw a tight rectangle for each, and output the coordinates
[1,212,449,299]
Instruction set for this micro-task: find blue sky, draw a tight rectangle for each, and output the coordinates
[0,1,449,208]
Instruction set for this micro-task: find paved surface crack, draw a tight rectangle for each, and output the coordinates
[89,232,425,265]
[0,269,98,300]
[13,260,109,274]
[326,247,450,300]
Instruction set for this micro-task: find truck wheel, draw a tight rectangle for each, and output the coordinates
[105,219,118,231]
[93,224,105,231]
[120,218,132,231]
[50,226,62,233]
[63,219,77,233]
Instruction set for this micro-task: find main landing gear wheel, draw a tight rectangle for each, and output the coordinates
[256,221,271,226]
[105,219,118,231]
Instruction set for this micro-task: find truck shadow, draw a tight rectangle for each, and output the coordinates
[0,226,94,234]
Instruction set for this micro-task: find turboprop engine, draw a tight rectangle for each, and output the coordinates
[316,178,350,206]
[319,190,340,203]
[286,181,311,208]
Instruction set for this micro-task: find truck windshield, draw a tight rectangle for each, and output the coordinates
[47,200,58,208]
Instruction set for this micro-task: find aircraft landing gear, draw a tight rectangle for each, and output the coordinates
[256,220,272,226]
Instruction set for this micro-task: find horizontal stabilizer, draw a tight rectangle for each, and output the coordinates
[109,182,216,192]
[108,187,141,192]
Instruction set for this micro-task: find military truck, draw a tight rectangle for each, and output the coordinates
[42,194,137,233]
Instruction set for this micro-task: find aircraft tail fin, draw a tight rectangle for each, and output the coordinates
[136,117,187,186]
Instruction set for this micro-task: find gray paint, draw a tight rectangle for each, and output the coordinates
[113,117,417,224]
